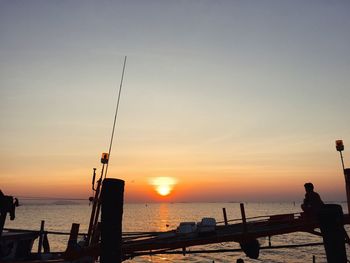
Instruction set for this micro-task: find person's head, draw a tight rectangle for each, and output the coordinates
[304,183,314,193]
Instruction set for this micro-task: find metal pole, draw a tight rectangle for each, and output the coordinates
[335,141,349,214]
[339,151,345,171]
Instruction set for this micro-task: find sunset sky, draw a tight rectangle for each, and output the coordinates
[1,1,350,202]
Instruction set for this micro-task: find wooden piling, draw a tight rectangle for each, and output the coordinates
[222,208,228,226]
[100,178,125,263]
[318,204,347,263]
[43,232,50,253]
[239,203,260,259]
[37,220,45,255]
[344,168,350,214]
[67,223,80,250]
[63,223,80,261]
[240,203,247,233]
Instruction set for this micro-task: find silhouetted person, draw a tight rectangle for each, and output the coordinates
[0,190,18,221]
[301,183,324,215]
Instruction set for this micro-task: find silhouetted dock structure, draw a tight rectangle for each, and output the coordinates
[2,140,350,262]
[121,211,349,258]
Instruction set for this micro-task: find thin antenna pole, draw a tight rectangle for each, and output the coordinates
[339,151,345,171]
[104,56,127,179]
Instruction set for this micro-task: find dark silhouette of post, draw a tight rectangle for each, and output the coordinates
[344,168,350,214]
[66,223,80,250]
[240,203,247,233]
[318,204,347,263]
[63,223,80,261]
[100,178,125,263]
[222,208,228,226]
[239,203,260,259]
[37,220,45,255]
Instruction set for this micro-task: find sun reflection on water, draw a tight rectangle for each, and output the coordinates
[156,203,170,232]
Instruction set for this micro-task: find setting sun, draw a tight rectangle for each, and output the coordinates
[149,177,177,197]
[157,185,171,196]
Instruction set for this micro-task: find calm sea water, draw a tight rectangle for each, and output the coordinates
[4,200,350,263]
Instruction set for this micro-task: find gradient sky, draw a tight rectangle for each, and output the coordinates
[1,1,350,202]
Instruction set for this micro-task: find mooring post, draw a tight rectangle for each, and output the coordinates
[240,203,247,233]
[344,168,350,214]
[239,203,259,259]
[101,178,125,263]
[37,220,45,255]
[63,223,80,261]
[318,204,347,263]
[222,208,228,226]
[66,223,80,250]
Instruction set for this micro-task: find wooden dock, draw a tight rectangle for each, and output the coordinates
[121,212,350,259]
[54,207,348,262]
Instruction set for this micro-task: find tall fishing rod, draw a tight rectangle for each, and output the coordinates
[104,56,127,180]
[86,56,127,246]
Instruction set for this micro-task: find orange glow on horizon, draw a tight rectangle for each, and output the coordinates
[2,160,346,202]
